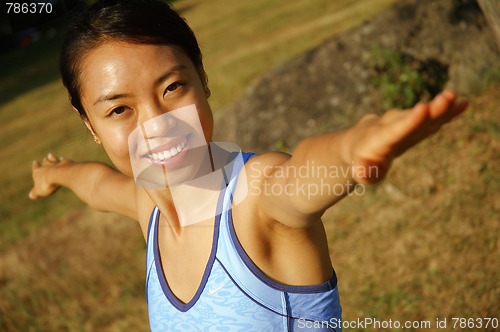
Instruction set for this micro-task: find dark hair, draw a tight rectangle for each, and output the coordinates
[59,0,203,118]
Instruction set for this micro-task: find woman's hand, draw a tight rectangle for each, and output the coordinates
[29,152,72,199]
[28,155,139,220]
[349,90,468,184]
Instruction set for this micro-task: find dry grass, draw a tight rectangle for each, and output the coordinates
[0,209,147,331]
[2,0,499,331]
[324,86,500,330]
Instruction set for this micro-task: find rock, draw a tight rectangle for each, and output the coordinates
[216,0,499,153]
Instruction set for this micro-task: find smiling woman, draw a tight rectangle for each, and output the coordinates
[76,42,213,178]
[28,0,469,331]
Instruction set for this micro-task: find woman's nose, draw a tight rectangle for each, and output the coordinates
[140,108,177,138]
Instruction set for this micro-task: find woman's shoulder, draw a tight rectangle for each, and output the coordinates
[242,151,290,177]
[233,151,291,204]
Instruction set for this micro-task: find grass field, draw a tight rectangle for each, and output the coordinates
[1,0,498,331]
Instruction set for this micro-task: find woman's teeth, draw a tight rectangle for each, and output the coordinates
[149,139,187,162]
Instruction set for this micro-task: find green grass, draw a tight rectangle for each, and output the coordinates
[182,0,398,111]
[368,46,450,109]
[0,80,109,250]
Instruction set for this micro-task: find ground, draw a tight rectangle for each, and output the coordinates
[1,0,498,330]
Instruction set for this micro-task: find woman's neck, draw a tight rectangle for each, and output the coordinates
[145,142,240,234]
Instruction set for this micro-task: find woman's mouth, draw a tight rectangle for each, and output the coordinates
[147,138,187,162]
[142,136,190,168]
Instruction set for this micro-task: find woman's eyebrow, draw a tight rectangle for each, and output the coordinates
[93,65,189,106]
[154,64,188,87]
[93,93,132,106]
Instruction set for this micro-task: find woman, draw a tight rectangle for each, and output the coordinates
[30,0,468,330]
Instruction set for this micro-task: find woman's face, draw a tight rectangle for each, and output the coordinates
[78,41,214,181]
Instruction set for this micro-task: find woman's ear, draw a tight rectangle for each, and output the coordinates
[84,120,102,144]
[197,67,211,98]
[72,106,101,144]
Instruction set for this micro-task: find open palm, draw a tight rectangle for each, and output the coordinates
[352,90,468,184]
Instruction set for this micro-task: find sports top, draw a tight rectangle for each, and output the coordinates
[145,152,343,331]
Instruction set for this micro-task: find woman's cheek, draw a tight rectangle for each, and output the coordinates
[102,130,134,175]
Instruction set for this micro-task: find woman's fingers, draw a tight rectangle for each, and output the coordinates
[41,152,64,165]
[352,90,468,184]
[28,189,38,200]
[46,152,59,163]
[47,152,57,161]
[377,103,428,151]
[428,90,468,123]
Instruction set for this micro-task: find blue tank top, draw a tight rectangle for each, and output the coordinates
[145,152,343,331]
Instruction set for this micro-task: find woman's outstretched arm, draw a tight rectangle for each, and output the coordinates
[30,153,139,221]
[253,90,468,227]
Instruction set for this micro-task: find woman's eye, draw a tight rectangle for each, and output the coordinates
[109,106,128,117]
[164,82,184,95]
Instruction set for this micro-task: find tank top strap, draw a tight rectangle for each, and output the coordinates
[145,205,160,303]
[215,152,289,313]
[216,150,256,229]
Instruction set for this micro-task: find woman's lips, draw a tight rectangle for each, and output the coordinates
[146,138,187,162]
[139,136,190,169]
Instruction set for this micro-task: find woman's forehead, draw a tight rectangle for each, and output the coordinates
[79,42,194,99]
[81,41,191,71]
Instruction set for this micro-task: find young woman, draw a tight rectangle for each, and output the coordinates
[29,0,468,330]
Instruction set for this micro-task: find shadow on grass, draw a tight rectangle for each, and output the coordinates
[0,1,193,108]
[0,19,69,107]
